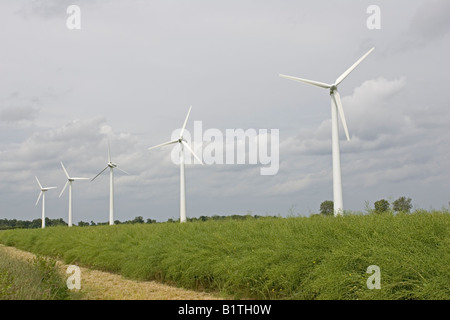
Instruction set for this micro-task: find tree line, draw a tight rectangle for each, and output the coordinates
[0,218,67,230]
[319,196,413,216]
[0,214,271,230]
[0,197,422,229]
[0,216,159,230]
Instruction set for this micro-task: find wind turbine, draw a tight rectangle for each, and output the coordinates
[91,141,129,225]
[59,161,89,227]
[35,176,57,229]
[149,106,203,223]
[279,47,374,216]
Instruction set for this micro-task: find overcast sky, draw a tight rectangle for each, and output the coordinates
[1,0,449,223]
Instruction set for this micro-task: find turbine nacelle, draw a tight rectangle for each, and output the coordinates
[108,161,117,168]
[329,85,338,95]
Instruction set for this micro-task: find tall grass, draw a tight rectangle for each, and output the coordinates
[0,211,448,299]
[0,248,71,300]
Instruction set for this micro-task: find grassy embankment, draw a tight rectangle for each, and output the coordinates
[0,211,448,300]
[0,246,73,300]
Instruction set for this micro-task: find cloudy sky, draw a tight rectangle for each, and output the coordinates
[1,0,449,223]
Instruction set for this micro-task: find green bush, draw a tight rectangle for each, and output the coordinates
[320,200,334,216]
[374,199,390,214]
[393,197,413,213]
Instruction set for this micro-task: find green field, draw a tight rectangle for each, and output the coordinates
[0,211,448,300]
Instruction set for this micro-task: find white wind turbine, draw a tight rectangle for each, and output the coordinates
[149,106,203,223]
[279,47,374,216]
[35,176,57,229]
[59,161,89,227]
[91,141,129,225]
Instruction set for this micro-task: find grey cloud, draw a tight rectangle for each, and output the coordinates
[390,0,450,52]
[409,0,450,41]
[344,76,407,141]
[0,105,39,123]
[16,0,100,19]
[0,117,140,182]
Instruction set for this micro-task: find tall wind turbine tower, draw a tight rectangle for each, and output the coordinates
[149,106,203,223]
[35,176,57,229]
[91,141,129,225]
[279,47,374,216]
[59,162,89,227]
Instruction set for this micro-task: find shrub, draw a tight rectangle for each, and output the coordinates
[374,199,390,214]
[392,197,412,213]
[320,200,334,216]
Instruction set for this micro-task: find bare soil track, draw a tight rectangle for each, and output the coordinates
[0,244,222,300]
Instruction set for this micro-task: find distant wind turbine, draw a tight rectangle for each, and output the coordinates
[35,176,57,229]
[91,141,129,225]
[149,106,203,223]
[279,47,375,216]
[59,161,89,227]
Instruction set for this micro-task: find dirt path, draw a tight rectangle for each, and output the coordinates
[0,244,222,300]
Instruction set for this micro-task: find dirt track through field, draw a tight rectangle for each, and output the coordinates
[0,244,222,300]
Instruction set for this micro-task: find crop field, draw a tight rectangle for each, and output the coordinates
[0,211,448,300]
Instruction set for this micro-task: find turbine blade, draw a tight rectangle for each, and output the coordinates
[60,162,70,179]
[335,47,375,86]
[91,166,109,181]
[35,176,43,189]
[279,74,331,89]
[115,167,130,175]
[46,187,57,190]
[148,139,178,150]
[36,191,43,206]
[332,91,350,141]
[59,181,69,198]
[180,105,192,138]
[108,140,111,163]
[182,140,203,165]
[73,177,89,180]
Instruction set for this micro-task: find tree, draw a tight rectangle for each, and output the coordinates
[131,216,145,224]
[320,200,334,216]
[392,196,412,213]
[47,218,67,227]
[30,219,42,229]
[374,199,390,214]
